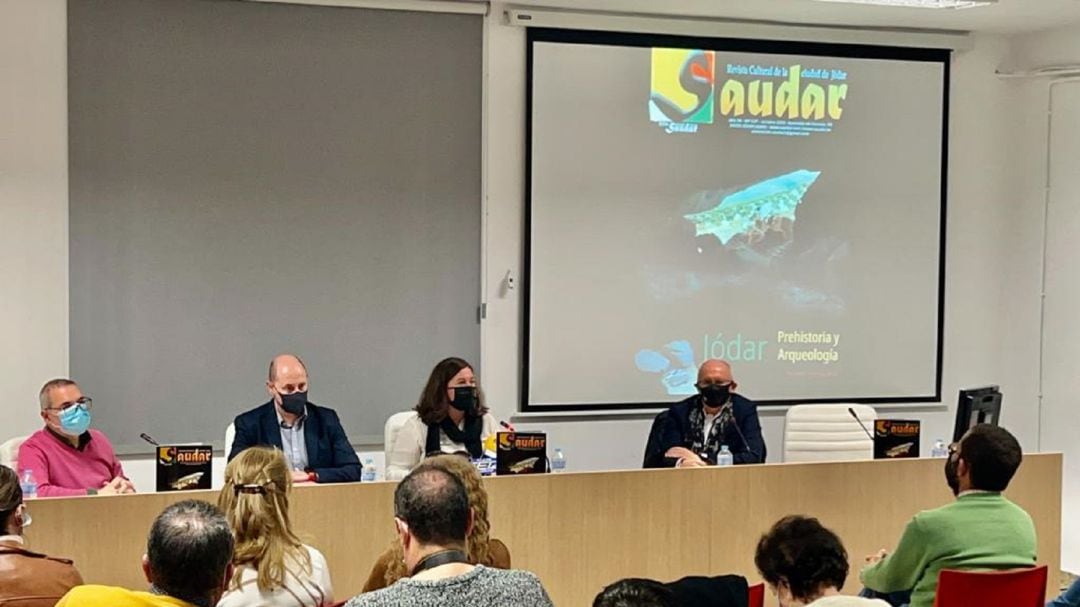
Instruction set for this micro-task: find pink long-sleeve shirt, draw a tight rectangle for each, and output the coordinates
[17,428,125,497]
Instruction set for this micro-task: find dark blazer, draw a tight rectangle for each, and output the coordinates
[666,574,749,607]
[654,394,766,466]
[228,401,362,483]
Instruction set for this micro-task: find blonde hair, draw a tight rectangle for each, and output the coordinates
[218,447,311,592]
[383,454,493,585]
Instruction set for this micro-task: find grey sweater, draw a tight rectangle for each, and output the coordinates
[346,565,553,607]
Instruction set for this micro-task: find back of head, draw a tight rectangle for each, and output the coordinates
[754,515,849,603]
[0,466,21,533]
[147,500,234,607]
[960,424,1023,492]
[218,447,307,591]
[593,578,678,607]
[395,465,470,548]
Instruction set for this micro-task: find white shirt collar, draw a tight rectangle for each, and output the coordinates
[958,489,997,497]
[0,535,24,544]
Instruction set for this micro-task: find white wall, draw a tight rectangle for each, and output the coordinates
[0,0,69,440]
[482,12,1041,471]
[1010,21,1080,573]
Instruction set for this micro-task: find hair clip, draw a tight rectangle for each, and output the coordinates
[233,484,268,495]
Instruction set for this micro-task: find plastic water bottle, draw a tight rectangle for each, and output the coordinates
[361,458,377,482]
[20,469,37,499]
[717,445,734,467]
[551,448,567,473]
[931,439,948,458]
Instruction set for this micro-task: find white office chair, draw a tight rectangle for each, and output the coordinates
[224,422,235,460]
[383,411,415,465]
[783,404,877,463]
[0,436,28,471]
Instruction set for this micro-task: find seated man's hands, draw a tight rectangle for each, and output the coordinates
[666,447,707,468]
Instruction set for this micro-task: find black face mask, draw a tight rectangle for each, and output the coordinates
[945,454,960,496]
[279,390,308,417]
[450,386,477,413]
[698,384,730,408]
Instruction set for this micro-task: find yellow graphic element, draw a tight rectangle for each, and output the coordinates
[651,48,701,114]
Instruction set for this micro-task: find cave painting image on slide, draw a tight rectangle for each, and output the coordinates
[635,168,852,396]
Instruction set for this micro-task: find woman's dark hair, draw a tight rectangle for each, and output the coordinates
[593,578,678,607]
[0,466,22,528]
[415,357,488,425]
[754,515,849,602]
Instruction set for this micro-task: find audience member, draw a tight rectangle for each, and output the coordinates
[217,447,333,607]
[0,465,83,606]
[755,515,888,606]
[1048,578,1080,607]
[57,499,235,607]
[345,463,552,607]
[362,453,510,591]
[860,424,1036,607]
[593,579,678,607]
[385,357,497,480]
[18,378,133,496]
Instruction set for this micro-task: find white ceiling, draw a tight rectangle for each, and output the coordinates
[502,0,1080,34]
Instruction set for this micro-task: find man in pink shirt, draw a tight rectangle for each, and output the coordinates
[17,379,134,497]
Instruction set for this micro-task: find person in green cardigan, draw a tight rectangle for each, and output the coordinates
[858,424,1037,607]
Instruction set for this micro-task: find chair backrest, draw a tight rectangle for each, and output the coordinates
[747,582,765,607]
[933,566,1047,607]
[224,422,235,461]
[384,411,415,464]
[0,436,28,471]
[782,404,876,463]
[642,410,670,468]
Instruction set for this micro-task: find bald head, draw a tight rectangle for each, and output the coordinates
[266,354,309,413]
[697,359,733,385]
[268,354,307,383]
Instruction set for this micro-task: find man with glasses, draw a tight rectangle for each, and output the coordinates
[652,359,766,467]
[228,354,361,484]
[17,379,133,497]
[0,465,84,605]
[858,424,1036,607]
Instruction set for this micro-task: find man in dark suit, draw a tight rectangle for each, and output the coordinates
[649,359,766,467]
[228,354,361,483]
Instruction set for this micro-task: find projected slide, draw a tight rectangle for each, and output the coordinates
[527,31,947,408]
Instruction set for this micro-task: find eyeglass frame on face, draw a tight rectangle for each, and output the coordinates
[43,396,93,414]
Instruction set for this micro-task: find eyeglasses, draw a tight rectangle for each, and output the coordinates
[44,397,92,414]
[948,442,959,455]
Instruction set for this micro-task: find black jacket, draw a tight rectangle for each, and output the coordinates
[228,401,362,483]
[647,394,766,467]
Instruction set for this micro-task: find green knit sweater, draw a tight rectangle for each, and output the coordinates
[859,492,1037,607]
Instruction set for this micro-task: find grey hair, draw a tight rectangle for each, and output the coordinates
[38,378,77,410]
[147,500,235,607]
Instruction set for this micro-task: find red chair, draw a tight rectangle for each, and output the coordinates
[747,582,765,607]
[933,565,1048,607]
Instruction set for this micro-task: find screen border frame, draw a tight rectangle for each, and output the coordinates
[521,27,950,412]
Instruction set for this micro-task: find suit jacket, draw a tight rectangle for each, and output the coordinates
[228,401,362,483]
[0,538,83,607]
[666,575,749,607]
[656,394,766,466]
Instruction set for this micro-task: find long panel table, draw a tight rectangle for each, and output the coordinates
[25,455,1061,605]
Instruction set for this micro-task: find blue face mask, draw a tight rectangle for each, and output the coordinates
[58,404,92,436]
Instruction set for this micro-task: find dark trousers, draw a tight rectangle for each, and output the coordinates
[860,587,913,607]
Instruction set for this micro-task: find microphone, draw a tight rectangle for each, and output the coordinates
[723,403,763,464]
[140,433,160,447]
[499,420,517,432]
[848,408,875,442]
